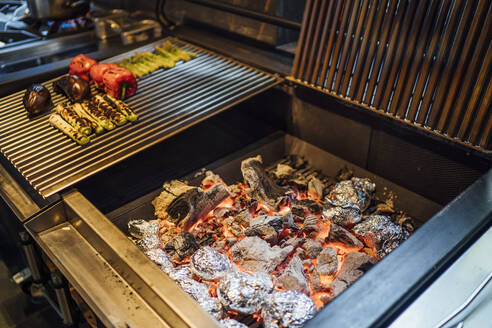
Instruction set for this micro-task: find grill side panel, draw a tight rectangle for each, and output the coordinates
[291,0,492,152]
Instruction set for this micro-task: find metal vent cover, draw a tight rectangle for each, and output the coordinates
[290,0,492,152]
[0,37,281,198]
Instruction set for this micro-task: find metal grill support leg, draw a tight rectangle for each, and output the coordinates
[52,270,75,327]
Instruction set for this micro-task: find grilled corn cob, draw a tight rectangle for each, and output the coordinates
[53,103,92,136]
[72,103,104,134]
[49,114,90,145]
[81,101,115,130]
[92,95,127,126]
[101,94,138,122]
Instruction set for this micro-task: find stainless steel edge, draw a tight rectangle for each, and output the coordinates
[0,162,40,221]
[61,190,219,328]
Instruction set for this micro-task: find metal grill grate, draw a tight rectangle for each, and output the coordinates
[290,0,492,152]
[0,37,281,198]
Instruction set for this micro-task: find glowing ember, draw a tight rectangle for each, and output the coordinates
[133,156,414,326]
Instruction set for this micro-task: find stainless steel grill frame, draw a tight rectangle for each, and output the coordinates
[0,37,281,198]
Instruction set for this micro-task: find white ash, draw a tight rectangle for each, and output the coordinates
[219,318,248,328]
[275,255,308,292]
[308,177,324,199]
[190,246,233,281]
[282,237,303,249]
[316,246,338,276]
[217,271,273,314]
[234,209,252,227]
[353,215,409,258]
[261,290,317,328]
[325,223,363,247]
[325,177,375,212]
[302,239,323,259]
[323,206,362,227]
[230,236,293,273]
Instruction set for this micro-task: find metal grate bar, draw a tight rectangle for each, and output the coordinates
[290,0,492,152]
[0,37,281,197]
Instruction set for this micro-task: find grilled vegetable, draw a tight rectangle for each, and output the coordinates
[101,94,138,122]
[102,67,137,100]
[53,103,92,136]
[90,63,119,89]
[53,75,91,102]
[91,96,127,126]
[49,114,90,145]
[72,103,105,134]
[155,41,195,62]
[23,83,52,117]
[69,54,97,81]
[81,101,115,131]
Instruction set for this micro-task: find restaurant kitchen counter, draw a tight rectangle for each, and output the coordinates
[0,30,164,97]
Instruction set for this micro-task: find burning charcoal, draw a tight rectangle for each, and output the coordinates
[219,318,247,328]
[234,209,252,227]
[153,179,230,230]
[282,237,303,249]
[353,215,409,258]
[392,212,415,233]
[214,207,234,219]
[308,177,325,199]
[310,272,324,291]
[135,221,160,252]
[190,246,233,281]
[302,216,320,234]
[165,232,199,261]
[244,214,293,243]
[230,236,293,273]
[302,239,322,259]
[336,166,354,181]
[316,247,338,276]
[217,271,273,314]
[275,255,308,292]
[274,163,295,178]
[261,290,317,328]
[202,170,223,187]
[229,223,244,237]
[241,156,288,210]
[214,240,226,249]
[326,223,363,248]
[293,199,323,215]
[128,219,151,239]
[145,248,173,267]
[329,252,377,297]
[323,206,362,227]
[226,237,238,247]
[326,178,375,212]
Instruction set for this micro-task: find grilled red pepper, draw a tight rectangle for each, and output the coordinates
[102,67,137,100]
[69,54,97,81]
[90,63,119,89]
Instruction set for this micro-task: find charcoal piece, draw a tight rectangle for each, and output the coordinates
[326,223,363,248]
[217,271,273,314]
[373,202,396,215]
[201,170,223,187]
[261,290,317,328]
[190,246,233,281]
[165,232,199,261]
[214,207,234,219]
[219,319,248,328]
[326,178,375,212]
[244,213,293,242]
[286,155,307,169]
[302,215,320,234]
[234,209,252,227]
[302,239,322,259]
[308,177,325,199]
[316,247,338,276]
[153,179,230,230]
[274,163,295,178]
[275,255,308,292]
[293,199,323,215]
[329,252,377,297]
[229,223,244,237]
[135,221,160,252]
[282,238,303,249]
[128,219,151,239]
[323,206,362,227]
[353,215,409,258]
[392,212,415,232]
[241,156,288,210]
[336,166,354,181]
[230,236,293,273]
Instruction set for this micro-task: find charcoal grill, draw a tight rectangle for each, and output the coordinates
[0,1,491,328]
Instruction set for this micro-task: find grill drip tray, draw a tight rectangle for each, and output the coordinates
[0,37,281,198]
